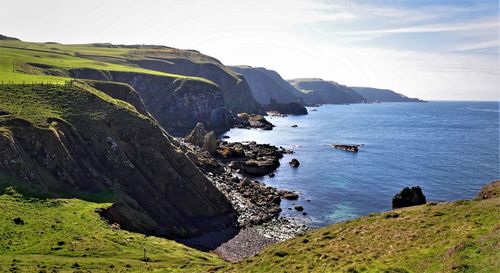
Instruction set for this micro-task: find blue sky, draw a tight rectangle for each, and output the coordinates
[1,0,499,100]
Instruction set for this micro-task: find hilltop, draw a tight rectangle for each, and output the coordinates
[351,87,425,103]
[0,37,264,134]
[288,78,366,105]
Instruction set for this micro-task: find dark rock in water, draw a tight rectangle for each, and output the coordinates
[222,135,230,139]
[302,212,307,215]
[269,173,275,178]
[263,99,308,115]
[289,158,300,168]
[234,113,274,130]
[294,206,304,211]
[239,159,278,176]
[291,124,298,128]
[392,186,427,209]
[332,144,363,152]
[280,191,299,200]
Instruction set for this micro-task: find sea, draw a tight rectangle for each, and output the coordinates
[224,101,500,227]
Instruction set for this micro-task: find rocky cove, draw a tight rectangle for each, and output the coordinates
[177,122,308,261]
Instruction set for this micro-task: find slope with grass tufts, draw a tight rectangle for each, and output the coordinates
[0,83,237,240]
[220,181,500,272]
[0,189,226,273]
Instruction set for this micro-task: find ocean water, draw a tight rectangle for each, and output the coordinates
[224,101,500,227]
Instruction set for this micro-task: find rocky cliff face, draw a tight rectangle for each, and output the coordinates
[351,87,425,102]
[0,84,237,239]
[289,78,366,105]
[229,66,300,105]
[69,68,233,136]
[121,52,264,114]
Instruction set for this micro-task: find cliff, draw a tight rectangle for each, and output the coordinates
[69,68,233,136]
[351,87,425,102]
[229,66,300,105]
[0,39,255,134]
[0,84,237,239]
[289,78,366,105]
[92,48,265,114]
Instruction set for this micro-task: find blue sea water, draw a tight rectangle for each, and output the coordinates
[225,101,500,227]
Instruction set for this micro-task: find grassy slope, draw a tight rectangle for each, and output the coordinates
[0,83,139,128]
[222,197,499,273]
[0,40,213,84]
[0,190,225,273]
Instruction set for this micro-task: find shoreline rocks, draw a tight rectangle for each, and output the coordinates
[332,144,363,152]
[234,113,274,130]
[392,186,427,209]
[263,99,308,115]
[216,141,292,177]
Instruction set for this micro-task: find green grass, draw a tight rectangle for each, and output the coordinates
[0,189,226,273]
[221,197,500,273]
[0,83,142,128]
[0,40,214,84]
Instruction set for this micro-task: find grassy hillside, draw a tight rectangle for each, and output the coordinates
[221,191,499,273]
[0,40,212,84]
[0,188,225,273]
[0,83,139,128]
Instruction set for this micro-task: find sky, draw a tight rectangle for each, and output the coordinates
[1,0,499,100]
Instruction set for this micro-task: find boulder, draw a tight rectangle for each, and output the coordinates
[281,191,299,200]
[289,158,300,168]
[202,131,217,153]
[247,114,274,130]
[185,122,208,147]
[240,159,278,176]
[294,205,304,211]
[392,186,427,209]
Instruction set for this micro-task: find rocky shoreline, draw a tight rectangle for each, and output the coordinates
[176,123,307,261]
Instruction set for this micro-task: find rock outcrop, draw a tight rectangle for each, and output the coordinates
[0,84,237,239]
[476,180,500,200]
[69,68,233,136]
[263,99,308,115]
[216,141,291,177]
[288,78,366,105]
[289,159,300,168]
[122,52,264,114]
[392,186,427,209]
[234,113,274,130]
[351,87,425,103]
[185,122,217,153]
[332,144,363,152]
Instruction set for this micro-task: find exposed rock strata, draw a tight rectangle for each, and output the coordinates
[0,84,237,239]
[69,68,233,135]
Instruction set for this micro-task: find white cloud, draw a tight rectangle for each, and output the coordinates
[1,0,498,100]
